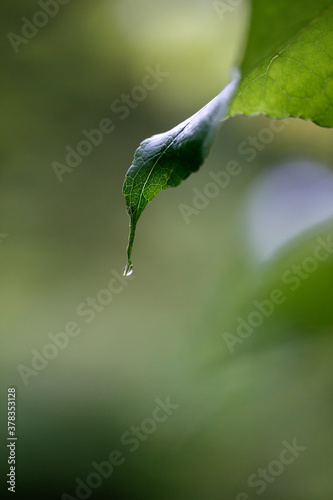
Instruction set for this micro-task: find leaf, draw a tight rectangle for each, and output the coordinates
[229,0,333,126]
[123,0,333,272]
[122,72,240,275]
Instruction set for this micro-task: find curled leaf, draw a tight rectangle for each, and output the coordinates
[123,71,240,274]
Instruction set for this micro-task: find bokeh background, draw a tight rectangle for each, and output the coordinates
[1,1,333,499]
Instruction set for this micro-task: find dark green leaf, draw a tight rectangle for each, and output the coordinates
[123,73,240,274]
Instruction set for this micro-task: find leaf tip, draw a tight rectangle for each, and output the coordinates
[123,261,133,277]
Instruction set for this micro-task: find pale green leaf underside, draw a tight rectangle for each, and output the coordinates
[229,1,333,126]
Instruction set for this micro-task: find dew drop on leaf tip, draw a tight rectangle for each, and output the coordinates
[123,263,133,277]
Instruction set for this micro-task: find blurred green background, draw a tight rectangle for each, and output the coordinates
[1,1,333,499]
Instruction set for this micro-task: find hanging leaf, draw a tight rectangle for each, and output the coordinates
[123,72,240,275]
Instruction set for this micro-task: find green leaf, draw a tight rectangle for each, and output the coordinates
[229,0,333,126]
[122,73,240,275]
[123,0,333,272]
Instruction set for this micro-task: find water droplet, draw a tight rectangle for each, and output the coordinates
[123,263,133,277]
